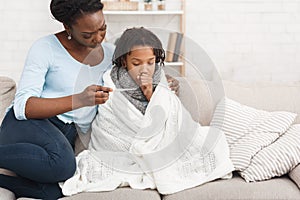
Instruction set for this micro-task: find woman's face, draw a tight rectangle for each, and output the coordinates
[126,46,156,85]
[69,10,106,48]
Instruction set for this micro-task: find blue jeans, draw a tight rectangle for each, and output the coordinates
[0,108,77,199]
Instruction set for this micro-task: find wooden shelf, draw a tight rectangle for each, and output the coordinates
[103,10,184,15]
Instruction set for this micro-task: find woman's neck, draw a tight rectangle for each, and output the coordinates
[56,31,104,66]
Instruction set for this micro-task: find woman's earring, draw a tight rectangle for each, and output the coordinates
[67,33,72,40]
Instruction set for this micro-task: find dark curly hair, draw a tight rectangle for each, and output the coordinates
[113,27,165,68]
[50,0,103,26]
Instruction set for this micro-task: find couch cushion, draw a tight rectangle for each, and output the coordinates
[210,97,296,148]
[0,76,16,124]
[163,173,300,200]
[222,80,300,124]
[178,79,300,125]
[178,78,224,126]
[289,164,300,189]
[59,188,161,200]
[240,124,300,182]
[210,97,299,181]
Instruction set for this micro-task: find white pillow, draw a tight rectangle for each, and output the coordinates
[210,97,297,180]
[240,124,300,182]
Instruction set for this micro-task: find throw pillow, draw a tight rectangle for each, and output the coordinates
[210,97,298,182]
[241,124,300,182]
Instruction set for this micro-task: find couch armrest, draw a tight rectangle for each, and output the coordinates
[0,76,16,124]
[289,164,300,189]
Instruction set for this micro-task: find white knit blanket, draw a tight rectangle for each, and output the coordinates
[61,71,234,196]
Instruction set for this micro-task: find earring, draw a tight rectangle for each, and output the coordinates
[67,33,72,40]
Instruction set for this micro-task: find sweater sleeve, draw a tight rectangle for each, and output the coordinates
[13,37,52,120]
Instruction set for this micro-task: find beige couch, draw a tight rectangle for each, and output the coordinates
[1,76,300,200]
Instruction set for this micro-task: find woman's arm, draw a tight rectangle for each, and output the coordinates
[25,85,112,119]
[25,96,75,119]
[14,37,112,120]
[14,38,52,120]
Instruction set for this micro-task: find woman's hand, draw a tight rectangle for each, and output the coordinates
[166,74,180,95]
[138,72,153,101]
[74,85,113,108]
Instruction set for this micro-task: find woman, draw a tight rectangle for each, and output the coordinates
[0,0,178,199]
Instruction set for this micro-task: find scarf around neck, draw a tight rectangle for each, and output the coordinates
[110,64,162,114]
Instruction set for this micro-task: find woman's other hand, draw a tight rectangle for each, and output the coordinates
[166,74,179,95]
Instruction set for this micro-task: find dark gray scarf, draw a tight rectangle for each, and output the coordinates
[111,65,161,114]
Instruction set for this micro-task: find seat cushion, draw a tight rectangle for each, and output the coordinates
[163,173,300,200]
[59,188,161,200]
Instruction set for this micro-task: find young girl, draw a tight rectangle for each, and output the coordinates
[61,27,233,196]
[110,27,165,113]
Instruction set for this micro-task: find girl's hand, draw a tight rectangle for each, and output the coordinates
[137,72,153,101]
[74,85,113,108]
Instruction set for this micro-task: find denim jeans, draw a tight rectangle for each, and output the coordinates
[0,108,77,199]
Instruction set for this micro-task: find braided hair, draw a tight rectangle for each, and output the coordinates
[113,27,165,68]
[50,0,103,26]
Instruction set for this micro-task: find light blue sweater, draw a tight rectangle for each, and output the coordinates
[12,34,115,133]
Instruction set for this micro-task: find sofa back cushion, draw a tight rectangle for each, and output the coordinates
[223,81,300,124]
[0,77,16,124]
[178,79,300,125]
[177,78,220,126]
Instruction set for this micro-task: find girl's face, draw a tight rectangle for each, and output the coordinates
[126,46,156,85]
[68,10,106,48]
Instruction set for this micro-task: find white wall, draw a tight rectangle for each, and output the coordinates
[186,0,300,82]
[0,0,300,83]
[0,0,62,82]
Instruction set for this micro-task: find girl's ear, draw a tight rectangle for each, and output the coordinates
[121,58,127,68]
